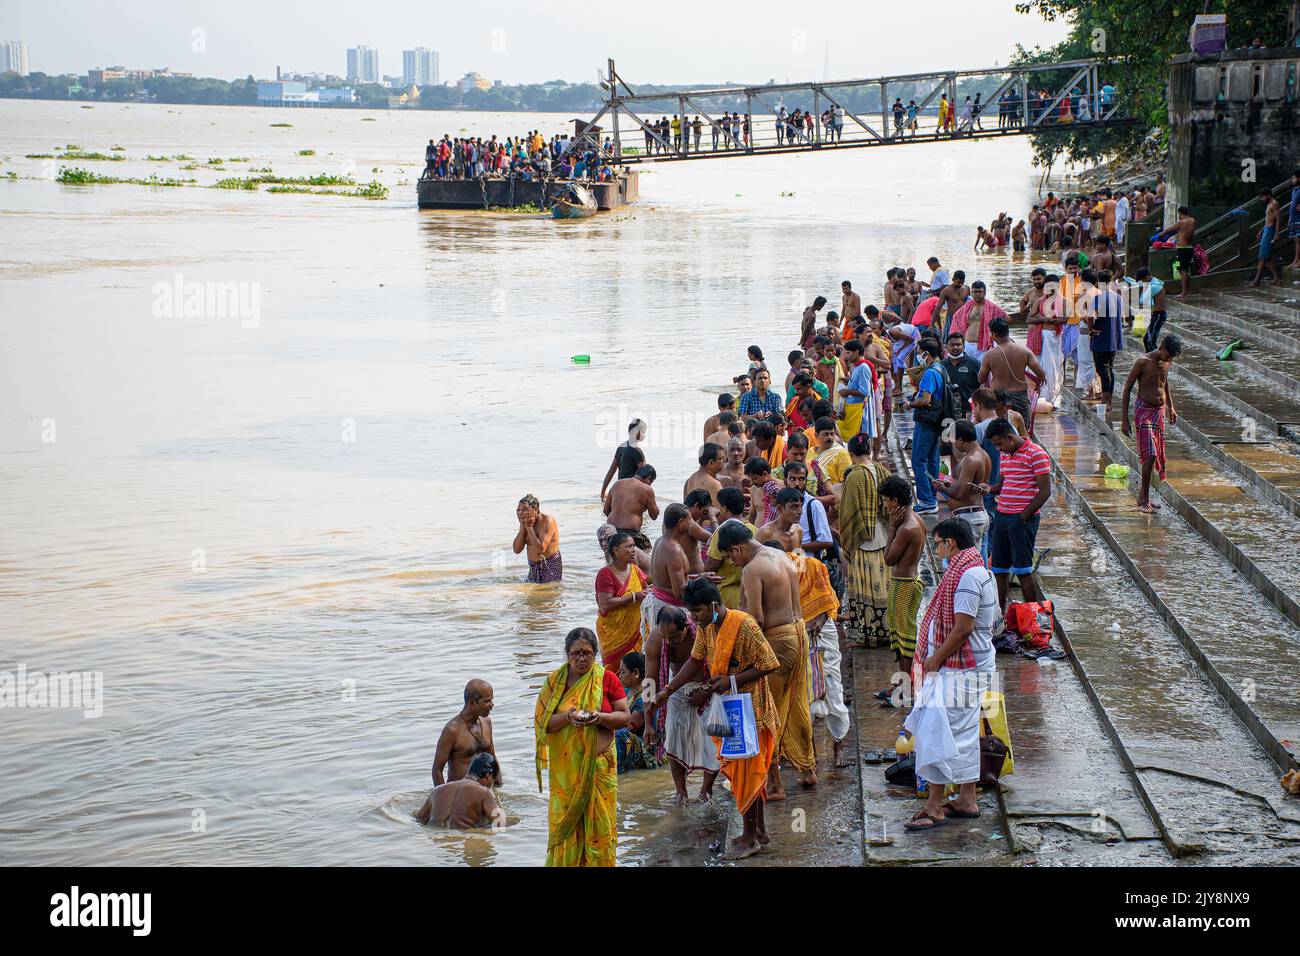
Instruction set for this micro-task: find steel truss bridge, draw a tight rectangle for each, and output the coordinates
[574,58,1137,164]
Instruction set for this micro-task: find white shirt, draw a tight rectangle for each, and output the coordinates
[796,492,832,548]
[952,566,998,672]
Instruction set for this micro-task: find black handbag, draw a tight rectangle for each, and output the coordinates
[979,717,1009,787]
[884,753,916,787]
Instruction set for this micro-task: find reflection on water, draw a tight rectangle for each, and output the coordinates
[2,98,1058,865]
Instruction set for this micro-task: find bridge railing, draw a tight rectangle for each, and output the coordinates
[576,58,1131,164]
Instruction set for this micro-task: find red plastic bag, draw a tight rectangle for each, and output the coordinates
[1005,600,1054,650]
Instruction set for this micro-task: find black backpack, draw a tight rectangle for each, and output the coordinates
[914,362,961,430]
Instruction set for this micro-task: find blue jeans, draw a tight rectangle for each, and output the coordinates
[911,423,941,509]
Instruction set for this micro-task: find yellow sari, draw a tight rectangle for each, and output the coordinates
[595,565,644,668]
[534,664,618,867]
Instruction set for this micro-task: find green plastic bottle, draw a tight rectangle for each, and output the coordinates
[571,354,591,364]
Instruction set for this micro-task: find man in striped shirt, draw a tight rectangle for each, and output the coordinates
[978,418,1051,610]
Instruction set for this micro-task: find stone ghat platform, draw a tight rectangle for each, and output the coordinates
[416,171,639,211]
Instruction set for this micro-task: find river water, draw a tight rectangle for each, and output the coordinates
[0,99,1063,865]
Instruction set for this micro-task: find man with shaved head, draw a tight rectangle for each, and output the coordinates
[431,679,501,786]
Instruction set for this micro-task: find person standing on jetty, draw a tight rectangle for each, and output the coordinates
[839,434,892,650]
[1121,335,1182,514]
[514,495,562,583]
[656,579,781,859]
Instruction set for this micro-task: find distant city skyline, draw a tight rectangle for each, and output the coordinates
[0,0,1072,86]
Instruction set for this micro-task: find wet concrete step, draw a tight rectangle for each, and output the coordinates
[1171,298,1300,360]
[1107,344,1300,517]
[1158,319,1300,399]
[883,420,1165,863]
[1034,412,1300,862]
[1040,402,1300,759]
[1207,286,1300,321]
[1143,328,1300,432]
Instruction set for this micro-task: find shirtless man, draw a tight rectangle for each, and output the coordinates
[604,464,659,552]
[1121,335,1181,513]
[432,679,501,786]
[683,489,716,573]
[1169,205,1196,297]
[643,604,720,804]
[885,273,915,321]
[650,503,696,602]
[705,410,737,448]
[978,316,1046,437]
[1247,188,1281,288]
[755,486,807,552]
[841,279,862,329]
[937,269,970,339]
[684,442,725,507]
[880,475,926,700]
[932,419,991,547]
[1090,235,1124,279]
[514,494,562,583]
[719,436,746,488]
[1011,219,1027,251]
[414,752,503,829]
[701,393,735,443]
[718,521,816,795]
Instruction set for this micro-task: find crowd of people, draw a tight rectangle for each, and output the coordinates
[637,82,1119,156]
[421,129,617,183]
[406,245,1188,864]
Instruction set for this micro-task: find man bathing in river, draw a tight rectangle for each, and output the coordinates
[415,752,504,829]
[514,494,562,582]
[1121,335,1181,514]
[604,464,659,552]
[432,679,502,786]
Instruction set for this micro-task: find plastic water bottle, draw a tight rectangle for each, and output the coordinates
[916,773,928,797]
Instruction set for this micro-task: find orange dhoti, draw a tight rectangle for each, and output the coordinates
[693,609,780,814]
[792,552,839,622]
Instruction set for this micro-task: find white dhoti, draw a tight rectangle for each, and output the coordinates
[640,589,684,642]
[1040,327,1064,407]
[904,668,989,786]
[963,342,985,363]
[808,619,850,742]
[665,685,721,772]
[1074,340,1096,394]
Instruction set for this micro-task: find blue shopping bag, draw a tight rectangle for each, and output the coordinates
[717,675,760,759]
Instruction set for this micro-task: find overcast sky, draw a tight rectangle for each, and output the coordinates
[2,0,1073,84]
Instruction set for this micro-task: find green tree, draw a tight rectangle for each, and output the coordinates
[1013,0,1290,165]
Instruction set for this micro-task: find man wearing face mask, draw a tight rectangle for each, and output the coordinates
[655,577,781,860]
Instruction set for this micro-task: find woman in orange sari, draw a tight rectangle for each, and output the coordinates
[534,628,630,867]
[594,532,647,669]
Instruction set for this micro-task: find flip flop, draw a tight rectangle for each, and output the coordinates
[863,750,883,764]
[881,749,898,762]
[943,805,981,819]
[904,810,947,832]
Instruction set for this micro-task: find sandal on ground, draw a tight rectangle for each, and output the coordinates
[904,809,947,831]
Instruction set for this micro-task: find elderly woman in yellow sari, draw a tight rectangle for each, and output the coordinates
[594,531,647,670]
[534,627,631,867]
